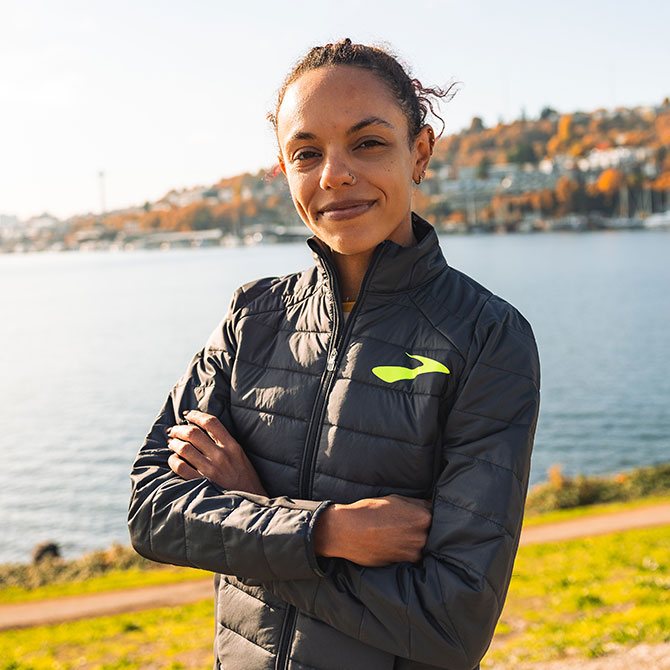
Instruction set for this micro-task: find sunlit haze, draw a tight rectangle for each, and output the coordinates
[2,0,669,220]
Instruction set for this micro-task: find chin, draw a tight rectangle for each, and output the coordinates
[326,233,380,257]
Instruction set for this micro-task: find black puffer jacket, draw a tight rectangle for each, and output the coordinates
[128,213,540,670]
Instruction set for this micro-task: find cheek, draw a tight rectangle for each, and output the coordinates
[381,164,412,201]
[286,175,312,223]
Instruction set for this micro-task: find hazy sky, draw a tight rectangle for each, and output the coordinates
[2,0,669,220]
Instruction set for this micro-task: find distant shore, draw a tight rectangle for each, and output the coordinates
[2,214,669,255]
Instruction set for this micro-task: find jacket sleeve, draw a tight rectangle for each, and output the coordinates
[261,298,540,670]
[127,289,331,581]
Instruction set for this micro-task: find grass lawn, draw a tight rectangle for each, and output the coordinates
[482,524,670,666]
[1,523,668,668]
[0,600,214,670]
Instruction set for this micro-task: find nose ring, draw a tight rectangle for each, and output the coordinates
[347,172,356,185]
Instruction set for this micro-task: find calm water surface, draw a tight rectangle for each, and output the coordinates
[1,231,668,562]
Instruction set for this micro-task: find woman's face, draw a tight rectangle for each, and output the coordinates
[276,65,432,258]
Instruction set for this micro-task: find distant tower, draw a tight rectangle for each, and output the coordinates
[98,170,106,215]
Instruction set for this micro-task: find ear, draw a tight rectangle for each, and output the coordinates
[277,153,287,177]
[412,124,434,183]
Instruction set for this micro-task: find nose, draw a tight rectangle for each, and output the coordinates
[319,151,354,190]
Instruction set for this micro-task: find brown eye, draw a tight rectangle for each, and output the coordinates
[357,140,384,149]
[294,150,320,162]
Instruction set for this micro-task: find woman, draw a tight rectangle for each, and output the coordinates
[128,39,540,670]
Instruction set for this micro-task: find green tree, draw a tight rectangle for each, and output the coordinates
[476,156,492,179]
[508,142,537,164]
[469,116,485,133]
[540,106,558,120]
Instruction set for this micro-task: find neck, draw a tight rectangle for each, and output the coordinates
[331,250,373,302]
[330,224,417,302]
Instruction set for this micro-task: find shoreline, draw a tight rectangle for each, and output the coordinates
[2,222,669,256]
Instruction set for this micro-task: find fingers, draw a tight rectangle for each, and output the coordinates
[168,452,201,480]
[169,411,242,465]
[167,437,210,475]
[168,423,214,456]
[182,409,234,449]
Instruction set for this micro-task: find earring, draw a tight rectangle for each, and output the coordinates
[414,173,424,185]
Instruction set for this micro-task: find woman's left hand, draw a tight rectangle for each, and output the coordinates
[166,410,267,496]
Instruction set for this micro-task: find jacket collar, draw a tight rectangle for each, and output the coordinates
[307,212,448,295]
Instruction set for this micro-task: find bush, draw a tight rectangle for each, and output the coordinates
[0,543,154,592]
[526,462,670,514]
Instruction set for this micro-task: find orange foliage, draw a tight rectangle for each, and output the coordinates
[568,142,585,157]
[546,135,562,156]
[556,176,579,206]
[557,114,573,142]
[654,113,670,145]
[597,168,625,195]
[621,129,652,146]
[653,171,670,190]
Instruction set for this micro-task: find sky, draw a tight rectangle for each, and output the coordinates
[1,0,669,221]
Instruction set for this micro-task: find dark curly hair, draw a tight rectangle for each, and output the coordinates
[268,38,459,147]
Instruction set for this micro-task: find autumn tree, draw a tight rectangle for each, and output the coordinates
[555,176,579,214]
[557,114,573,142]
[653,171,670,190]
[597,168,625,196]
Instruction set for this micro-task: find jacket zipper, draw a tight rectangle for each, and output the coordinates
[274,604,297,670]
[275,243,387,670]
[299,243,386,497]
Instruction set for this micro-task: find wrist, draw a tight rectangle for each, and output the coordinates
[313,503,347,558]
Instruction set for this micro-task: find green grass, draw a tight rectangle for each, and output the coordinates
[482,524,670,666]
[0,566,207,605]
[3,495,668,606]
[2,524,668,668]
[0,600,214,669]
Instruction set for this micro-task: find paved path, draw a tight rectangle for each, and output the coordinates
[1,502,669,632]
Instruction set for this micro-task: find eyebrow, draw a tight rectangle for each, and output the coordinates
[288,116,394,143]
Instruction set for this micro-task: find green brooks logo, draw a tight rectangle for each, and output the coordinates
[372,353,450,384]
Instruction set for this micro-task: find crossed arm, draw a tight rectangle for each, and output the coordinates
[167,409,433,567]
[129,300,540,669]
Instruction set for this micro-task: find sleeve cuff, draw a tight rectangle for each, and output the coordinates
[305,500,333,577]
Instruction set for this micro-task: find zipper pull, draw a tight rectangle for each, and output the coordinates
[326,348,337,372]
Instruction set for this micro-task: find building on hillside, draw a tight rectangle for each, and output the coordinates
[0,214,20,233]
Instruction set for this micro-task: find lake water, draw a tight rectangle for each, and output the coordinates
[1,230,669,563]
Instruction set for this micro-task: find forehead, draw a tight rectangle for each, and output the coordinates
[277,65,407,142]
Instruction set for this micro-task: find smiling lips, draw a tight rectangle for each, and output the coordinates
[318,200,376,220]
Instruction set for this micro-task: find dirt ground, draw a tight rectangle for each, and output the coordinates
[518,502,670,546]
